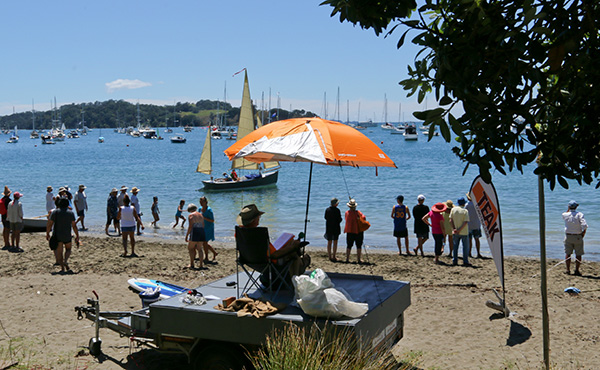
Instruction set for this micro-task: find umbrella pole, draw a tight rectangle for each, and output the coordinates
[303,162,313,241]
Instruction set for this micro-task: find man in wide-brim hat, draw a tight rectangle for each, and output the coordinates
[422,202,447,264]
[1,187,12,250]
[236,204,310,279]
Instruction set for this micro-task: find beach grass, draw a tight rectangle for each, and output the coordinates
[248,322,419,370]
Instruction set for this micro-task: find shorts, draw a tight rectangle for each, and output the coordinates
[77,210,85,217]
[9,222,23,232]
[191,226,206,242]
[564,234,584,256]
[176,211,182,218]
[324,232,340,241]
[416,232,429,240]
[433,233,444,256]
[469,228,482,238]
[106,212,117,225]
[393,228,408,238]
[346,232,363,249]
[56,235,72,244]
[121,226,136,233]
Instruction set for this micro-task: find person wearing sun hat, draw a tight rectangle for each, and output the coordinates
[412,194,429,257]
[46,186,56,217]
[117,186,128,207]
[105,188,120,236]
[7,191,24,253]
[562,200,588,276]
[450,197,471,266]
[324,197,342,262]
[442,200,454,258]
[344,199,367,263]
[1,186,12,250]
[74,185,88,231]
[237,204,310,278]
[422,202,447,264]
[130,187,142,235]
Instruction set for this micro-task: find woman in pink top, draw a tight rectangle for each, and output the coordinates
[344,199,366,264]
[422,202,447,264]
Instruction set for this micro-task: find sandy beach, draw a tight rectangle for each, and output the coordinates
[0,232,598,369]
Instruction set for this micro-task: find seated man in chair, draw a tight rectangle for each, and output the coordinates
[237,204,310,280]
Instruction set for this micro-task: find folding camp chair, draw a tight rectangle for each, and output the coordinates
[235,226,296,298]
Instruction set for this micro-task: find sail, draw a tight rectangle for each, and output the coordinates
[232,70,259,171]
[196,128,212,174]
[256,114,280,171]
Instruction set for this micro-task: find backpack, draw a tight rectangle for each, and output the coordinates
[0,198,6,215]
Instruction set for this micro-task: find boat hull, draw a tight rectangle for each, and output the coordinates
[23,218,47,233]
[202,171,278,191]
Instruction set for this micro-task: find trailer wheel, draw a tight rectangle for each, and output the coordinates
[88,337,102,357]
[193,344,246,370]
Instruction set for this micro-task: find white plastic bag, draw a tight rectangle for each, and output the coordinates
[293,268,368,319]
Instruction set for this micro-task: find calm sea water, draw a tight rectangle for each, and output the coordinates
[2,127,597,261]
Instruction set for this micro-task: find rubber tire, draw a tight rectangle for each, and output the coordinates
[89,337,102,357]
[192,344,246,370]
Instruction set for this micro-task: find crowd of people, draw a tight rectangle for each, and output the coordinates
[0,183,590,276]
[324,193,589,274]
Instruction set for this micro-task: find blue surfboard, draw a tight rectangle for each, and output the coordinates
[127,278,189,299]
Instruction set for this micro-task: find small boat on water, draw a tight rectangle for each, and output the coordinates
[198,70,279,191]
[6,126,19,143]
[170,134,186,143]
[184,126,193,132]
[23,218,47,233]
[41,134,55,145]
[403,125,419,141]
[381,122,395,130]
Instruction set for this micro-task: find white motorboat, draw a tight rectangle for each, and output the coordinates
[170,134,186,143]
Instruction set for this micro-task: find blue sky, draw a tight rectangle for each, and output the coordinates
[0,1,425,122]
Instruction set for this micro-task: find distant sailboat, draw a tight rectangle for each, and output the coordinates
[30,100,39,139]
[198,70,279,190]
[6,125,18,143]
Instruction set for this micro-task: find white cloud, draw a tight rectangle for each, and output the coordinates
[105,79,152,93]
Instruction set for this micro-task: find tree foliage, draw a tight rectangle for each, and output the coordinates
[322,0,600,189]
[0,100,316,131]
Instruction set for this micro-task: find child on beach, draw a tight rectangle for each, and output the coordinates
[391,195,411,255]
[150,197,160,228]
[173,199,186,228]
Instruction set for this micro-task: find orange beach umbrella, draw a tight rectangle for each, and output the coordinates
[224,117,396,238]
[224,117,397,168]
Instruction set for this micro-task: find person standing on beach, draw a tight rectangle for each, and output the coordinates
[465,194,483,258]
[130,187,143,235]
[105,188,120,235]
[150,196,160,227]
[412,194,429,257]
[450,197,471,266]
[74,185,88,231]
[442,200,454,258]
[562,200,588,276]
[45,186,55,217]
[173,200,186,228]
[1,187,11,250]
[7,192,24,253]
[344,199,365,264]
[422,202,447,264]
[199,196,218,262]
[391,195,411,255]
[324,197,342,262]
[117,186,128,207]
[46,198,79,273]
[118,195,143,257]
[185,203,205,269]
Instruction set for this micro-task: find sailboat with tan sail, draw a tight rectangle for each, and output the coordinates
[197,70,279,190]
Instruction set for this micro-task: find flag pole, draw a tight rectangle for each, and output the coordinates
[538,173,550,370]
